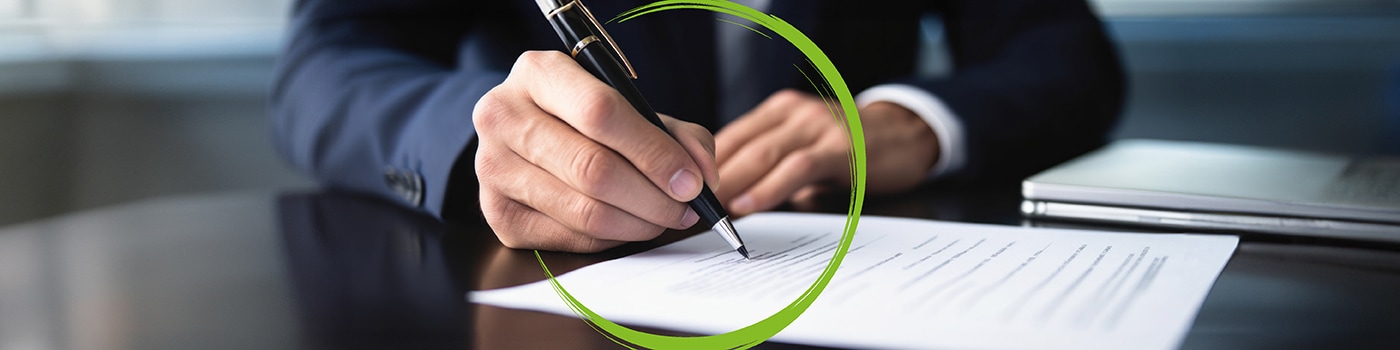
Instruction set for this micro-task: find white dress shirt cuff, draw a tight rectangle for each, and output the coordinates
[855,84,967,179]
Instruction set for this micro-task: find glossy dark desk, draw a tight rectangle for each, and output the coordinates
[2,185,1398,349]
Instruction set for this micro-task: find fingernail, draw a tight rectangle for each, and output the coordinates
[669,169,701,199]
[731,195,754,215]
[681,207,699,227]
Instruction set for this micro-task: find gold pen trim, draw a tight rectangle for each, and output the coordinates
[574,1,638,79]
[571,35,600,58]
[545,0,575,18]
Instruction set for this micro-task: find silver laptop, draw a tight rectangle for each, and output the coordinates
[1022,139,1400,243]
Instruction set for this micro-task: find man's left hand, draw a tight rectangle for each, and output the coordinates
[715,89,941,216]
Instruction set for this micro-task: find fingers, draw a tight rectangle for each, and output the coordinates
[715,121,820,201]
[715,89,807,164]
[715,95,833,201]
[728,142,845,216]
[476,144,677,247]
[480,189,626,253]
[475,94,696,232]
[512,51,704,202]
[471,51,718,253]
[715,89,851,216]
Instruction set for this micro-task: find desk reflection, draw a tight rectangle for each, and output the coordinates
[276,192,644,349]
[278,192,467,348]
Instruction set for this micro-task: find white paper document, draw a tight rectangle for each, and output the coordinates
[471,213,1238,349]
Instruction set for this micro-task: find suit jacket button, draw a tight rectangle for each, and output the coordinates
[384,168,424,207]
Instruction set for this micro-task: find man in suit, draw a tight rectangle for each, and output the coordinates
[270,0,1124,253]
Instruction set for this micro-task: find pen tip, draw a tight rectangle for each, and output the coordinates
[737,246,750,260]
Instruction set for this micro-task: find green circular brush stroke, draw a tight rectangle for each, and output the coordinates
[535,1,868,348]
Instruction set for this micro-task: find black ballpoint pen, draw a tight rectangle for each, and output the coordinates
[535,0,749,259]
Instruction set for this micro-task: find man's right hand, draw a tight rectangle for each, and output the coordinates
[472,51,719,253]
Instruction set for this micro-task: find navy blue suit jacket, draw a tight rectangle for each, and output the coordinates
[270,0,1125,220]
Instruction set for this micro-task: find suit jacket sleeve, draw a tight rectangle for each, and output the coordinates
[911,0,1126,181]
[269,0,513,218]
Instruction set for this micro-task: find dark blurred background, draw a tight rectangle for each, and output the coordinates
[0,0,1397,227]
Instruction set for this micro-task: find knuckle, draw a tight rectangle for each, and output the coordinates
[569,198,611,235]
[472,90,506,132]
[571,86,618,133]
[572,236,610,254]
[508,54,536,81]
[632,140,683,174]
[514,112,547,143]
[514,51,540,64]
[512,51,570,83]
[473,144,519,185]
[568,145,616,196]
[473,151,499,179]
[787,151,819,174]
[479,195,505,224]
[515,51,552,71]
[537,50,571,65]
[758,145,784,165]
[483,198,527,249]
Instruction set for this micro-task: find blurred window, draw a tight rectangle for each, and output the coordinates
[0,1,31,19]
